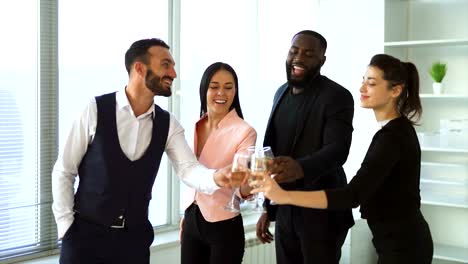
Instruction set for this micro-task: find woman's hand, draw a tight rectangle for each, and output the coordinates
[249,174,290,205]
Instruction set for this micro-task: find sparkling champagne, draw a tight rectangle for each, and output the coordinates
[249,171,265,188]
[231,170,248,187]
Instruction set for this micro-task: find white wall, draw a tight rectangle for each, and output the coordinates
[316,0,384,180]
[315,1,384,262]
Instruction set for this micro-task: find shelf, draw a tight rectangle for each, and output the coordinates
[421,193,468,209]
[421,178,468,209]
[434,243,468,263]
[422,199,468,209]
[420,94,468,99]
[421,147,468,153]
[421,179,467,186]
[422,161,468,168]
[384,38,468,48]
[421,162,468,185]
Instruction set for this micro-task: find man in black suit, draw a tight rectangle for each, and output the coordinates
[256,30,355,264]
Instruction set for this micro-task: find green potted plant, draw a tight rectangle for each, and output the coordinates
[429,61,447,94]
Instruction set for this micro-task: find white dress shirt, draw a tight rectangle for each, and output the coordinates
[52,90,219,238]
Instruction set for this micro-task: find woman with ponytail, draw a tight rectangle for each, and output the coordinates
[251,54,433,263]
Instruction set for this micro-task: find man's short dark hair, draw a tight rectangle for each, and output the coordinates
[293,30,327,52]
[124,38,170,74]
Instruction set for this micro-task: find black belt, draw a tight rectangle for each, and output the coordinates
[75,213,126,229]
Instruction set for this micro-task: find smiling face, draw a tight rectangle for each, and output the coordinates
[144,46,177,97]
[286,34,326,88]
[360,66,402,118]
[206,69,236,118]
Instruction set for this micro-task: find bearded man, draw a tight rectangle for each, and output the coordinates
[256,30,355,264]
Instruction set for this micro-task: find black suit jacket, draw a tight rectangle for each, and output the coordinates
[264,74,355,238]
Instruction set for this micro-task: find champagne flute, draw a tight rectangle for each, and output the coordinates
[256,146,275,206]
[249,147,268,212]
[263,146,274,171]
[224,153,250,212]
[238,146,255,213]
[246,146,256,171]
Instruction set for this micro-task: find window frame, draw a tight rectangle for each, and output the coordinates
[1,0,182,262]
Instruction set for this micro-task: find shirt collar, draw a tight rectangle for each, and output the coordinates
[116,88,155,118]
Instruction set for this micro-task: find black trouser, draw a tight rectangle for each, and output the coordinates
[60,216,154,264]
[368,210,433,264]
[275,205,348,264]
[181,203,245,264]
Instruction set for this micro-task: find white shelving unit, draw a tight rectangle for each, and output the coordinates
[385,0,468,263]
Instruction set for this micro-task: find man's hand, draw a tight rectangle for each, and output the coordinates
[270,156,304,183]
[256,212,273,243]
[213,164,248,188]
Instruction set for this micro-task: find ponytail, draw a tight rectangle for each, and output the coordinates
[369,54,422,125]
[400,62,422,124]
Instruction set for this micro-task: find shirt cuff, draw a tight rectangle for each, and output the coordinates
[57,216,74,239]
[193,170,220,195]
[324,187,351,210]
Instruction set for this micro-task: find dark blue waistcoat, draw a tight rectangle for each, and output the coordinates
[74,92,169,228]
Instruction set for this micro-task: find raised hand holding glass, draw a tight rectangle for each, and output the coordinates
[224,153,250,212]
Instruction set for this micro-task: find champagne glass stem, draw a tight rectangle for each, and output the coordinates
[229,188,237,207]
[224,187,239,212]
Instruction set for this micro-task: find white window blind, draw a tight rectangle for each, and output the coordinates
[0,0,58,261]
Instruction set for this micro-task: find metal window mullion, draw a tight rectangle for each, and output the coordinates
[168,0,181,226]
[38,0,58,249]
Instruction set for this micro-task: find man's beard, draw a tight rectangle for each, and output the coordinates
[145,69,172,97]
[286,63,321,88]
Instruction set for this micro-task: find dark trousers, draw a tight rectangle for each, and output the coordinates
[275,205,348,264]
[60,216,154,264]
[181,203,245,264]
[368,210,433,264]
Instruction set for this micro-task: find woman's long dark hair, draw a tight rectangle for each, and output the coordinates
[199,62,244,119]
[369,54,422,124]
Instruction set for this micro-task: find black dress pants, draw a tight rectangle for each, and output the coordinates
[368,210,433,264]
[275,205,348,264]
[60,216,154,264]
[181,203,245,264]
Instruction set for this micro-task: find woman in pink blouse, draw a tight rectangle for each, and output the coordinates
[180,62,257,264]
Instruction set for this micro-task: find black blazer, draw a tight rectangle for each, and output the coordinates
[264,74,355,237]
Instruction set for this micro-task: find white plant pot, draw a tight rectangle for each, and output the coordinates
[432,82,444,94]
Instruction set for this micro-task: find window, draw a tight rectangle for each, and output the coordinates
[0,0,55,260]
[0,0,174,262]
